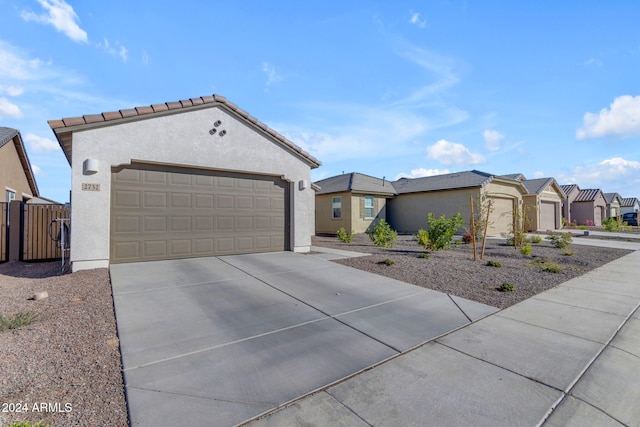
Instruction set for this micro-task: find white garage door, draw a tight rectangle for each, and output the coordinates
[110,165,288,263]
[539,201,557,231]
[488,197,514,235]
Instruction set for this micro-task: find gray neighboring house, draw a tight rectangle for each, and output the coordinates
[561,186,607,226]
[604,193,623,219]
[48,94,321,271]
[621,197,640,215]
[314,172,396,235]
[388,170,526,235]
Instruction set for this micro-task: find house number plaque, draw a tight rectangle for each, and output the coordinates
[82,183,100,191]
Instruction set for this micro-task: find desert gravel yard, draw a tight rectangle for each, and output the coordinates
[312,233,633,309]
[0,232,632,426]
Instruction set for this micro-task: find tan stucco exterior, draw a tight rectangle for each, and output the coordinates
[0,139,33,202]
[315,192,388,234]
[522,183,563,231]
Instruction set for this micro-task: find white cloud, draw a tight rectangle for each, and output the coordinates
[533,171,545,178]
[577,95,640,140]
[426,139,485,166]
[0,97,22,118]
[409,11,426,28]
[395,168,450,180]
[558,157,640,191]
[97,38,128,62]
[0,85,24,96]
[21,0,88,43]
[262,62,283,87]
[483,129,504,151]
[31,165,44,176]
[24,133,60,153]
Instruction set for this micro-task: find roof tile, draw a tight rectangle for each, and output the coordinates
[62,117,86,126]
[83,114,105,124]
[166,101,182,110]
[201,96,215,103]
[213,94,227,103]
[120,108,138,118]
[190,97,204,105]
[135,106,154,115]
[151,104,169,112]
[48,119,66,129]
[180,99,193,108]
[103,111,123,121]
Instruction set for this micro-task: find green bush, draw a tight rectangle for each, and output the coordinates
[546,232,573,249]
[418,253,430,259]
[541,262,561,273]
[486,260,502,268]
[497,283,515,292]
[378,258,395,266]
[367,219,398,248]
[415,228,429,248]
[425,212,464,251]
[527,235,542,244]
[563,249,574,256]
[0,311,39,332]
[603,216,628,232]
[9,422,51,427]
[336,227,354,243]
[520,244,532,256]
[579,225,587,230]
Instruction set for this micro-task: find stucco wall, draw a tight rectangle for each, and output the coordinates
[351,194,388,234]
[522,185,563,231]
[571,199,607,226]
[0,140,33,201]
[69,106,315,271]
[387,188,481,234]
[315,192,352,234]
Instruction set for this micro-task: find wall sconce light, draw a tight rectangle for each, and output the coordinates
[299,179,308,190]
[83,158,99,175]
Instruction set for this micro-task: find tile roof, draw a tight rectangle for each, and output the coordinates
[502,173,526,181]
[560,184,579,197]
[314,172,396,195]
[621,197,639,207]
[520,178,556,195]
[0,126,39,197]
[574,188,604,202]
[604,192,622,204]
[48,94,321,168]
[392,170,519,194]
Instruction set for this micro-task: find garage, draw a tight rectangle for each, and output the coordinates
[110,165,288,263]
[48,94,321,271]
[539,201,557,231]
[488,196,515,235]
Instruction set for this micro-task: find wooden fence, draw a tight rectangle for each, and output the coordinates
[22,203,70,261]
[1,202,7,262]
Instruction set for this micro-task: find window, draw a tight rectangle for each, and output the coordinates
[6,190,15,203]
[364,196,374,219]
[332,196,342,219]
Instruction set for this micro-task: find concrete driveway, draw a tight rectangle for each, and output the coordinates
[110,251,496,426]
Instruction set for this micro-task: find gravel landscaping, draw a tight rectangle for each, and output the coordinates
[0,232,633,426]
[312,233,633,309]
[0,262,128,427]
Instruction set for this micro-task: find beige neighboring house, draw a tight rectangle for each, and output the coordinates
[314,172,396,234]
[604,193,623,219]
[48,94,321,271]
[519,177,564,231]
[621,197,640,215]
[388,170,526,235]
[0,127,39,204]
[561,185,607,226]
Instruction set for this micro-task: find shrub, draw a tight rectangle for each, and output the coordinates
[486,260,502,268]
[461,231,474,244]
[579,225,587,230]
[336,227,354,243]
[563,249,574,256]
[527,235,542,244]
[520,244,532,256]
[541,262,561,273]
[9,422,51,427]
[546,232,572,249]
[0,311,39,332]
[414,228,429,248]
[378,258,395,266]
[367,219,398,248]
[418,253,430,259]
[425,212,465,251]
[497,283,515,292]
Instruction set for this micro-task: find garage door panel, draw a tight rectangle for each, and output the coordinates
[540,202,557,231]
[111,166,288,263]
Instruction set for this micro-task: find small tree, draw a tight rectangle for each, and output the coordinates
[336,227,354,243]
[424,212,465,251]
[367,219,398,248]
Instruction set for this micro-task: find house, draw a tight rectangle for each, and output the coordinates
[603,193,623,219]
[314,172,396,235]
[561,186,607,226]
[621,197,640,215]
[0,127,39,203]
[48,95,321,271]
[388,170,526,235]
[518,178,564,231]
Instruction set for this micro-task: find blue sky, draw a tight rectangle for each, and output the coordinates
[1,0,640,204]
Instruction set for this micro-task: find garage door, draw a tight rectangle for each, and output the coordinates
[539,201,557,231]
[110,165,288,263]
[488,197,514,235]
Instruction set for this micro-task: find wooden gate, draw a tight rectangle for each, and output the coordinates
[1,202,7,262]
[22,203,70,261]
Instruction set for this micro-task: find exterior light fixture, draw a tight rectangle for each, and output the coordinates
[83,158,99,174]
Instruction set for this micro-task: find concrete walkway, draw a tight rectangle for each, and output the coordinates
[247,240,640,426]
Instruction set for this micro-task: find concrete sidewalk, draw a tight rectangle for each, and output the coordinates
[248,245,640,426]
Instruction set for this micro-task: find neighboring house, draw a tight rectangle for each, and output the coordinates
[519,178,564,231]
[560,184,580,225]
[621,197,640,215]
[604,193,623,219]
[388,170,526,235]
[314,172,396,234]
[0,127,39,203]
[562,187,607,226]
[48,95,321,271]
